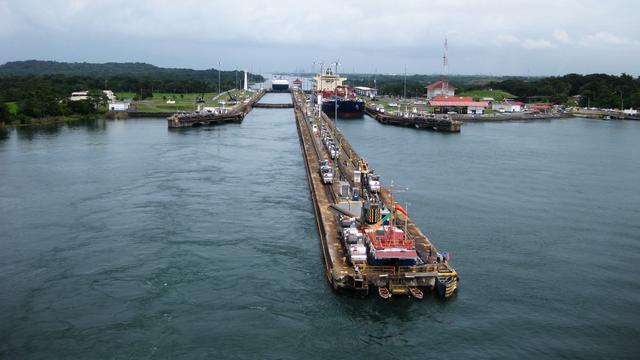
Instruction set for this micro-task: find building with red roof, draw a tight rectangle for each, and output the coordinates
[425,80,456,99]
[428,96,489,114]
[525,103,552,113]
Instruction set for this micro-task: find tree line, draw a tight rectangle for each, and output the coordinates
[347,74,525,99]
[480,73,640,108]
[0,61,264,124]
[348,72,640,109]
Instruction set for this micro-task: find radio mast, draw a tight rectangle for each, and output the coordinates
[442,38,449,95]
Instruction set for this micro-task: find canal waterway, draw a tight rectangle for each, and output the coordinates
[1,94,638,358]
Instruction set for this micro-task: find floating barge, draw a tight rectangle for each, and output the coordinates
[294,90,459,299]
[365,105,462,132]
[167,89,266,128]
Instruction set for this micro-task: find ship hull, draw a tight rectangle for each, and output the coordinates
[321,99,365,118]
[272,84,289,91]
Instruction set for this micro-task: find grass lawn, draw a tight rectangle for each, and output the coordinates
[367,99,399,112]
[115,92,137,100]
[130,90,257,112]
[457,89,515,101]
[5,102,18,115]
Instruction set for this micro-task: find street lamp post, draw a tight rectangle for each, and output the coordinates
[335,97,338,129]
[312,61,316,92]
[218,61,221,95]
[619,90,624,110]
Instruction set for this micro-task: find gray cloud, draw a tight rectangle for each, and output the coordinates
[1,0,639,75]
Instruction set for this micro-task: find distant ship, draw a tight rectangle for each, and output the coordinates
[313,68,365,118]
[272,78,290,91]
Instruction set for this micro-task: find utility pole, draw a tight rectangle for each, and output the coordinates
[218,61,221,94]
[403,64,407,113]
[319,62,324,97]
[312,61,316,92]
[335,97,338,129]
[619,90,624,110]
[442,37,449,96]
[374,68,377,94]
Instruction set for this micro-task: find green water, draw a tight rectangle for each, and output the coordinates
[1,95,639,358]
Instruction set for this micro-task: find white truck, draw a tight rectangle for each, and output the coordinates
[320,165,334,184]
[367,173,381,192]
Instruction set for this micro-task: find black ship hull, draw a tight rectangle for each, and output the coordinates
[321,98,365,118]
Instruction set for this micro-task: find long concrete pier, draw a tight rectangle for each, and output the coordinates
[167,89,266,128]
[294,90,458,298]
[253,103,294,108]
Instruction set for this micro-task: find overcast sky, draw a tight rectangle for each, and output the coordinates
[1,0,639,76]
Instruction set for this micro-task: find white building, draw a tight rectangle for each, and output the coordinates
[354,86,378,98]
[425,80,456,99]
[108,101,130,112]
[70,90,116,102]
[69,91,89,101]
[102,90,116,102]
[428,96,489,115]
[492,101,524,113]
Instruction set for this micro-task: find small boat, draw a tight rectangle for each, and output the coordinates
[378,287,391,299]
[409,287,424,299]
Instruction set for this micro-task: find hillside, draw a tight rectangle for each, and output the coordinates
[0,61,265,123]
[0,60,264,83]
[457,89,515,101]
[346,74,530,98]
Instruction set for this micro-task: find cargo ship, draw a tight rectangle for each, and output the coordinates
[272,78,290,91]
[313,68,365,118]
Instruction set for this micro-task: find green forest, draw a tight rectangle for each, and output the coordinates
[0,61,264,124]
[2,60,639,126]
[349,72,640,109]
[346,74,524,98]
[482,73,640,108]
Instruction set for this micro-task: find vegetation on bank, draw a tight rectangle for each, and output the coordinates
[0,61,264,125]
[457,89,515,101]
[480,73,640,108]
[347,74,527,98]
[1,90,108,126]
[130,89,254,112]
[352,72,640,109]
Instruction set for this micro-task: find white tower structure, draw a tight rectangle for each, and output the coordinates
[442,38,449,95]
[243,70,248,91]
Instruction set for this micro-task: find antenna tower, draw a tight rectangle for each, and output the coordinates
[442,38,449,95]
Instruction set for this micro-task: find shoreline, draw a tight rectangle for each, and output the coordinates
[0,114,103,128]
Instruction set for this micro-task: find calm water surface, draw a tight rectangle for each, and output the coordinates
[1,95,639,359]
